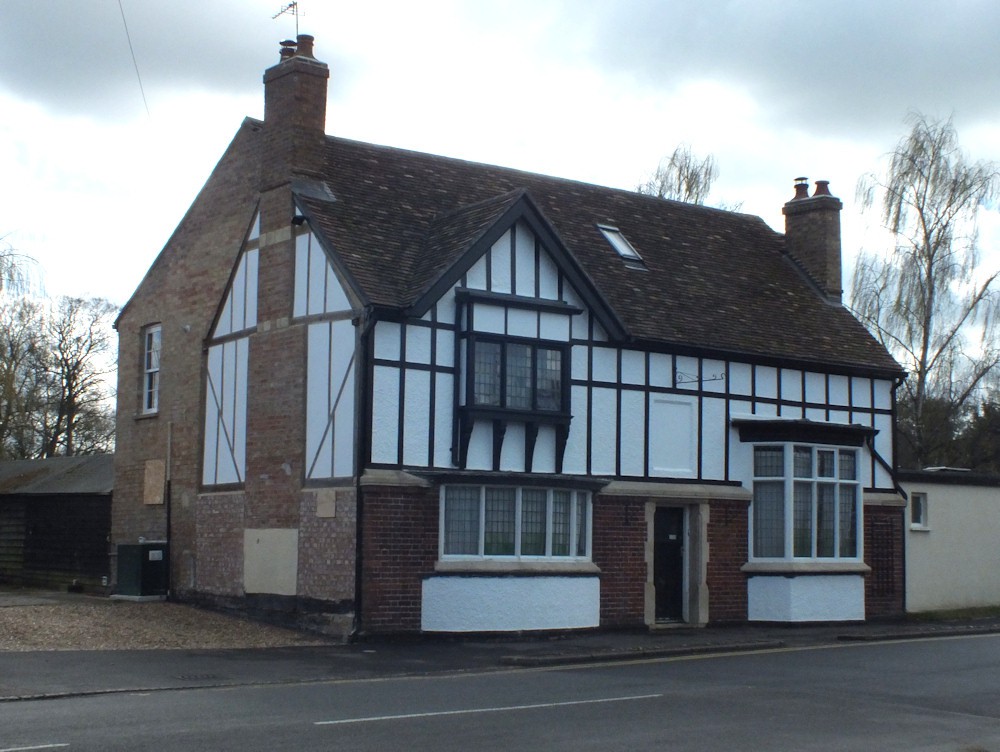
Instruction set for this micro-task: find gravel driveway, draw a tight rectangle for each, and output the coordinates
[0,589,335,651]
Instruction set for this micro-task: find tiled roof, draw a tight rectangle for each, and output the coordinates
[294,129,899,375]
[0,455,114,496]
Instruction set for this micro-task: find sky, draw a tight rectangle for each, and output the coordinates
[2,0,999,308]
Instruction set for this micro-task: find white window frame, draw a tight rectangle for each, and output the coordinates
[750,443,862,562]
[597,224,643,262]
[141,324,162,415]
[440,485,592,561]
[910,491,929,530]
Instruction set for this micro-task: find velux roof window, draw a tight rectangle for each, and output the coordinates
[597,224,644,264]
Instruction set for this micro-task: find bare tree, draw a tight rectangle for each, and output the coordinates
[852,113,1000,468]
[637,144,719,204]
[0,235,38,297]
[0,298,48,459]
[38,297,118,457]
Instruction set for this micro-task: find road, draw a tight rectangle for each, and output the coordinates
[2,634,999,751]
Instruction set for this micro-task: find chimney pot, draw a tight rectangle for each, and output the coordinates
[279,39,296,60]
[793,177,810,200]
[296,34,315,59]
[813,179,831,196]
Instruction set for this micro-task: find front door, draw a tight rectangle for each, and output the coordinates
[654,506,685,621]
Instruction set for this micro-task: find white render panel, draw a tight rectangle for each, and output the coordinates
[421,575,600,631]
[531,425,557,474]
[466,256,487,290]
[507,307,537,338]
[649,396,696,478]
[406,325,432,365]
[202,347,220,485]
[592,320,609,342]
[324,262,350,313]
[538,249,559,300]
[435,329,455,368]
[307,235,327,315]
[306,323,332,478]
[333,320,357,477]
[703,359,726,394]
[874,379,892,410]
[244,249,259,326]
[202,339,248,485]
[590,388,617,474]
[649,353,672,388]
[374,321,401,361]
[472,304,505,335]
[514,222,535,296]
[539,311,570,341]
[465,422,493,471]
[729,400,754,420]
[756,366,778,399]
[748,575,865,622]
[571,345,588,380]
[592,347,618,383]
[729,362,752,396]
[851,377,872,408]
[675,355,699,391]
[433,375,454,468]
[780,403,805,420]
[873,412,894,487]
[499,423,526,472]
[371,366,400,464]
[805,372,826,403]
[621,350,645,386]
[829,374,850,406]
[619,390,645,477]
[490,230,512,294]
[403,370,431,466]
[754,401,779,418]
[571,309,590,340]
[805,406,827,421]
[701,397,726,480]
[562,385,589,475]
[293,232,309,319]
[828,410,851,425]
[781,369,803,402]
[230,258,246,334]
[435,289,457,326]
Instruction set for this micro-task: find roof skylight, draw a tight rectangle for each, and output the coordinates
[598,224,643,262]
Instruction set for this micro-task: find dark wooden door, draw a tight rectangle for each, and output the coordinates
[654,507,684,621]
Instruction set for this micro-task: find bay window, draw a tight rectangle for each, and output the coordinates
[752,444,859,560]
[442,485,590,559]
[470,337,566,414]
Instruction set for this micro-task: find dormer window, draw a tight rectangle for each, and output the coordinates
[471,337,565,413]
[598,224,643,263]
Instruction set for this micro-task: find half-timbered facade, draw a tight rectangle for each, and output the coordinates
[112,35,906,637]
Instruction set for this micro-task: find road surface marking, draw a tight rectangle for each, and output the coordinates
[0,745,70,752]
[315,693,662,726]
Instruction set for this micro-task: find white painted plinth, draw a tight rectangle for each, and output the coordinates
[748,574,865,622]
[421,575,600,632]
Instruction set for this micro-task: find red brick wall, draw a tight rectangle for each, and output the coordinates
[864,503,905,617]
[592,495,646,628]
[193,492,245,597]
[359,484,438,633]
[707,498,749,622]
[298,488,357,602]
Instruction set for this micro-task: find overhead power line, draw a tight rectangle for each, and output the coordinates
[117,0,150,119]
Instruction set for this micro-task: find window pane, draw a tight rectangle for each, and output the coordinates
[575,491,589,557]
[817,450,835,478]
[521,489,547,556]
[145,373,159,411]
[444,486,480,555]
[816,484,836,557]
[552,490,571,556]
[839,486,858,557]
[793,446,812,478]
[536,348,562,411]
[505,343,532,409]
[793,481,813,557]
[145,329,161,371]
[753,480,785,557]
[839,450,857,480]
[754,447,784,477]
[484,487,516,555]
[473,341,502,406]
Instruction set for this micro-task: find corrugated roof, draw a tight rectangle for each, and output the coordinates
[288,124,900,375]
[0,455,114,496]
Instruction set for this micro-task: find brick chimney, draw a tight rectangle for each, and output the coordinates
[782,177,843,303]
[261,34,329,190]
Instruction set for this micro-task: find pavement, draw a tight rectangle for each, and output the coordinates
[3,589,1000,703]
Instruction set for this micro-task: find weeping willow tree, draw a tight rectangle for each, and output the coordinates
[637,144,719,204]
[852,113,1000,468]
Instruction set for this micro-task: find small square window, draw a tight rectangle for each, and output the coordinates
[597,224,643,262]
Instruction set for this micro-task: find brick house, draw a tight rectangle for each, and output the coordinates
[112,35,906,637]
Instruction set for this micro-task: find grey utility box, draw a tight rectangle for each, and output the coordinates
[116,542,168,597]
